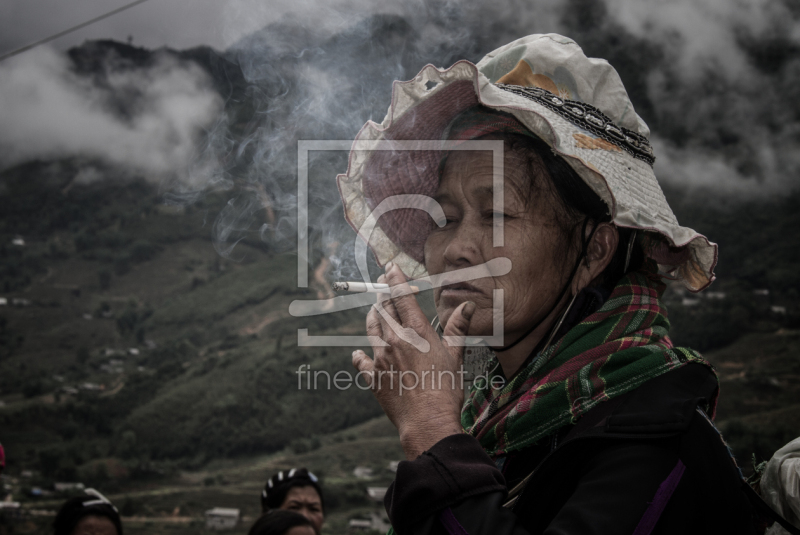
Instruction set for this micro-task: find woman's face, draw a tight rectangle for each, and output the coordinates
[280,486,323,535]
[286,527,316,535]
[424,148,572,340]
[70,515,118,535]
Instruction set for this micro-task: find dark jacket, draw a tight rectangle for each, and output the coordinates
[385,363,768,535]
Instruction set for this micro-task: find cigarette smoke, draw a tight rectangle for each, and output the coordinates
[185,0,568,277]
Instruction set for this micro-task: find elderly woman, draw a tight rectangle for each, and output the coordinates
[339,34,777,534]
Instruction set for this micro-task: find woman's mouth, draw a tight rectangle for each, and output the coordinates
[440,281,484,296]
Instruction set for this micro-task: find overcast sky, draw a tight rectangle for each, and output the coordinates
[1,0,406,55]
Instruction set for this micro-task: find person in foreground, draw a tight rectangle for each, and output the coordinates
[261,468,324,535]
[338,34,782,534]
[53,489,122,535]
[248,510,316,535]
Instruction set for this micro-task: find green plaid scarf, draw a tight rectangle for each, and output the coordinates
[461,266,717,459]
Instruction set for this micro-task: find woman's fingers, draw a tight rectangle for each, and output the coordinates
[366,303,385,341]
[351,349,376,390]
[376,273,401,324]
[442,301,476,337]
[352,349,374,374]
[384,263,427,330]
[442,301,476,351]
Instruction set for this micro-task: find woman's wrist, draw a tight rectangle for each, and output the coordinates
[399,420,464,459]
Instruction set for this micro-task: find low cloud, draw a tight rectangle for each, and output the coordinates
[0,46,222,178]
[605,0,797,81]
[652,136,779,196]
[599,0,800,195]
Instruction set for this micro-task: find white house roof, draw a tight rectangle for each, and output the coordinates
[205,508,240,517]
[366,487,388,501]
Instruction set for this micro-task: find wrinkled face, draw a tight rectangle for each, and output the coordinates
[71,516,118,535]
[280,486,323,535]
[424,148,572,340]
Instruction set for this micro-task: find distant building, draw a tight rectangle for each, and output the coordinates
[11,298,31,307]
[353,466,374,479]
[387,460,400,472]
[369,511,390,532]
[205,508,239,530]
[127,348,140,356]
[705,291,727,300]
[54,482,85,492]
[754,289,770,296]
[0,298,7,306]
[771,306,787,315]
[348,519,372,530]
[366,487,388,502]
[100,362,124,374]
[11,236,24,247]
[348,512,390,532]
[681,297,700,307]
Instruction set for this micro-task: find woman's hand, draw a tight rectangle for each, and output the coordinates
[352,262,476,460]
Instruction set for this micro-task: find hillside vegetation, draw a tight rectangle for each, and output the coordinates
[0,161,381,487]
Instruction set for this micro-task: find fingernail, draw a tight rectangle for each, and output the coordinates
[463,301,476,320]
[385,261,394,272]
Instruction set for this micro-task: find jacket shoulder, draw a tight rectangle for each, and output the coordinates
[603,362,719,435]
[561,362,719,441]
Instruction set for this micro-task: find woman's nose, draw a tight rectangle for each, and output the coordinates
[443,221,482,267]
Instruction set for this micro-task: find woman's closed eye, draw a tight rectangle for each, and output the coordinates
[482,210,513,221]
[434,214,458,227]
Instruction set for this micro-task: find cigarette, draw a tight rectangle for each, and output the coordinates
[332,282,421,294]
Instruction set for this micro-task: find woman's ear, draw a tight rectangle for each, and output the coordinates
[572,223,618,294]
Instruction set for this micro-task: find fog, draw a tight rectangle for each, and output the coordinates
[0,46,222,178]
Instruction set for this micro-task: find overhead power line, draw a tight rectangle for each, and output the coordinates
[0,0,153,62]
